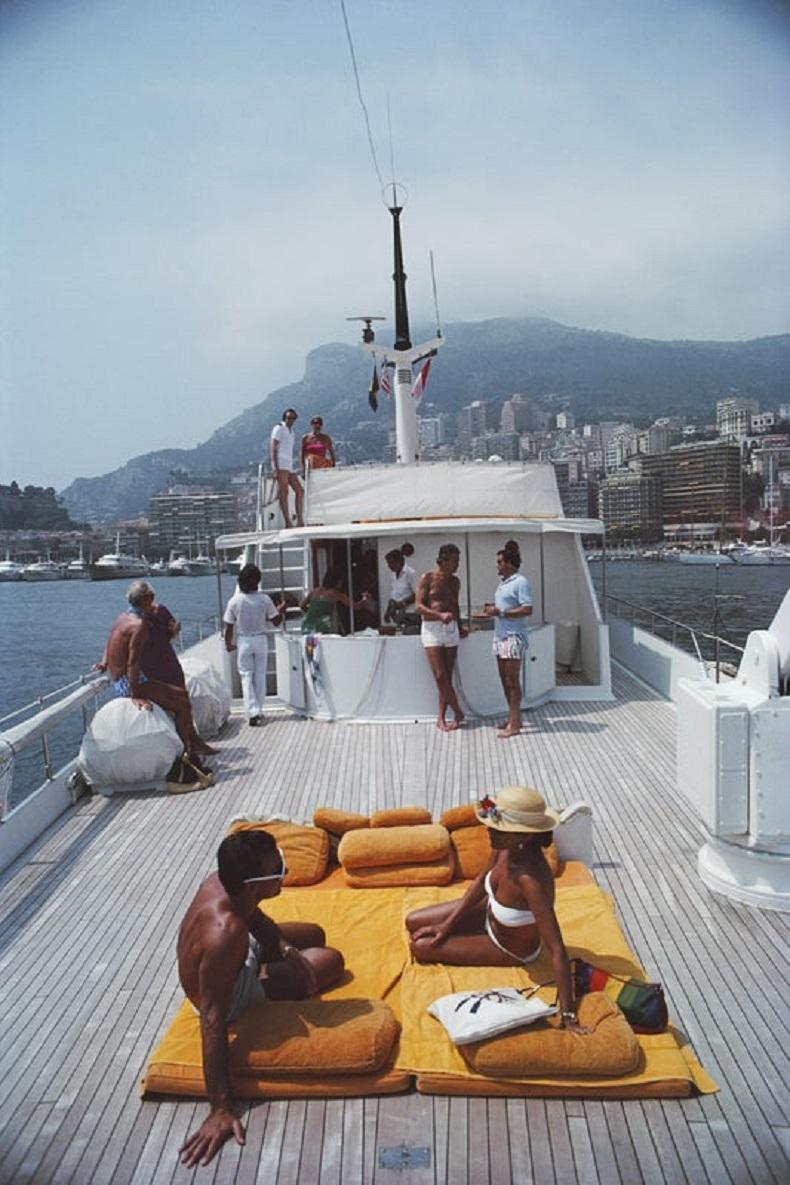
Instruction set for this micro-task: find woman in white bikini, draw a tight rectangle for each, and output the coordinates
[406,785,588,1032]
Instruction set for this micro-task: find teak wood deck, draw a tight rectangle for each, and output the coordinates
[0,665,788,1184]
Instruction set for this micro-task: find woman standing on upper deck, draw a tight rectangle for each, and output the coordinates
[483,541,533,739]
[406,785,589,1034]
[300,416,336,471]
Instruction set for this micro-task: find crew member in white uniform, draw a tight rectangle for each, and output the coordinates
[223,564,285,726]
[383,547,418,626]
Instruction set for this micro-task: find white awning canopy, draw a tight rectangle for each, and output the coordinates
[215,515,604,551]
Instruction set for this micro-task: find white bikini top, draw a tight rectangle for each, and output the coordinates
[484,870,536,927]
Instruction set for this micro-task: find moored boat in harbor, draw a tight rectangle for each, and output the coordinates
[0,553,24,581]
[20,555,63,581]
[89,533,149,581]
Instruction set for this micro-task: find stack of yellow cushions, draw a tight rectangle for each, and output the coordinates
[338,816,454,887]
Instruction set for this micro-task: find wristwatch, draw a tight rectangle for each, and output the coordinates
[561,1010,578,1026]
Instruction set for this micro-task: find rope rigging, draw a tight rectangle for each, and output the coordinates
[339,0,385,191]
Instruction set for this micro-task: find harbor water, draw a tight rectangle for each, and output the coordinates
[1,563,788,810]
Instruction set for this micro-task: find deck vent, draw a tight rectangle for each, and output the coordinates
[378,1144,431,1170]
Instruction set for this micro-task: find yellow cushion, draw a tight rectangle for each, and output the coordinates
[227,820,329,886]
[339,823,450,870]
[344,856,455,888]
[449,825,561,879]
[461,993,640,1078]
[449,825,492,879]
[142,997,402,1096]
[439,804,479,831]
[234,998,399,1076]
[313,807,370,835]
[370,807,433,828]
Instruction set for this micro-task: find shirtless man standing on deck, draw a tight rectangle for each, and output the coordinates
[415,543,467,731]
[95,580,217,760]
[177,829,344,1167]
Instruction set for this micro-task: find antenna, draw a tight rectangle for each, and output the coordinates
[346,315,386,344]
[429,250,443,339]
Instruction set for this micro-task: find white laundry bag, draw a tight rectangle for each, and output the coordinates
[78,699,182,787]
[180,656,231,739]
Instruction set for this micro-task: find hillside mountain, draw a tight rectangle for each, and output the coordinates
[61,317,790,523]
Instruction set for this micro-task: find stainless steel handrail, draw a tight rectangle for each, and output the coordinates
[0,672,109,820]
[605,594,745,682]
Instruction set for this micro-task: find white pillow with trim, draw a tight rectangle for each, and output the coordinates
[427,987,557,1046]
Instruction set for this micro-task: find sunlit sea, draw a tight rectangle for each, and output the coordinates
[0,564,788,809]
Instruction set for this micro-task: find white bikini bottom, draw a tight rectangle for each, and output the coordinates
[485,913,541,964]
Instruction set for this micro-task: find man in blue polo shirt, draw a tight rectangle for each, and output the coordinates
[483,542,533,738]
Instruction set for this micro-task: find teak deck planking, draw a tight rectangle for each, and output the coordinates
[0,664,788,1184]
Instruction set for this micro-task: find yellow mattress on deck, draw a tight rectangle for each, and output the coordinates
[397,882,717,1098]
[142,873,717,1100]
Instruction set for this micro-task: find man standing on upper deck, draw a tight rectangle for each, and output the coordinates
[177,829,344,1168]
[270,408,304,529]
[415,543,467,731]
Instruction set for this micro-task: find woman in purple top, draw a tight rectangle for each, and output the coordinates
[141,602,185,687]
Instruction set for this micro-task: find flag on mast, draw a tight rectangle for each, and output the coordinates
[410,358,431,402]
[380,365,392,398]
[368,363,379,412]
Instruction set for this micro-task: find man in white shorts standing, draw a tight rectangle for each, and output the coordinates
[415,543,467,731]
[270,408,304,528]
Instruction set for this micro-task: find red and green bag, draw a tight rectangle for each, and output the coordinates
[572,959,668,1034]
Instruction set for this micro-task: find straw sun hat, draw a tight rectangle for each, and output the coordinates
[475,786,560,833]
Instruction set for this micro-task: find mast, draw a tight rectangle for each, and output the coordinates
[350,186,442,465]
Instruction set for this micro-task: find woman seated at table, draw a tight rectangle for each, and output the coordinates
[405,785,588,1033]
[299,569,369,634]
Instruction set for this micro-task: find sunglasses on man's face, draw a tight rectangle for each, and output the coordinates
[242,847,288,884]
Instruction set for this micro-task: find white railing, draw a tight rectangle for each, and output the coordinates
[0,672,109,821]
[604,594,745,681]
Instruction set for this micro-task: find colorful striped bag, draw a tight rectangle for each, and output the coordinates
[572,959,668,1034]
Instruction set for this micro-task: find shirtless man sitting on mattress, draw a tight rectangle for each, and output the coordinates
[177,829,344,1168]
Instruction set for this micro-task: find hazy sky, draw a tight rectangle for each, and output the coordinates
[2,0,788,490]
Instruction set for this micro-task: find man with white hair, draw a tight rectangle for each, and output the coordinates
[95,580,217,763]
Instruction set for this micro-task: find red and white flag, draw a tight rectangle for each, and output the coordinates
[380,366,392,398]
[410,358,431,402]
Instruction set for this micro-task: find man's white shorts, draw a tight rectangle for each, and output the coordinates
[421,619,461,648]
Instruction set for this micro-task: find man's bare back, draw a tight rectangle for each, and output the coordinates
[177,873,258,1010]
[104,611,146,687]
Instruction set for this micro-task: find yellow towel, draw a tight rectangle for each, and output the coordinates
[142,879,716,1101]
[396,882,717,1096]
